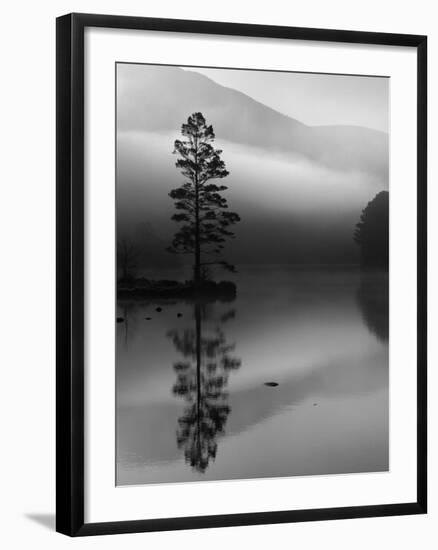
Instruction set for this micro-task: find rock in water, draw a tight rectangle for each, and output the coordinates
[156,307,162,312]
[177,313,183,318]
[116,317,124,323]
[264,382,278,387]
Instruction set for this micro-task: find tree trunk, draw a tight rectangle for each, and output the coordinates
[194,218,201,284]
[193,136,201,285]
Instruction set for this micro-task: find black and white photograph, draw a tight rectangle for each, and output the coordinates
[0,1,431,545]
[115,63,390,486]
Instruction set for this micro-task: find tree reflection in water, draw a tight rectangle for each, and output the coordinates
[167,303,241,473]
[118,301,139,349]
[356,272,389,342]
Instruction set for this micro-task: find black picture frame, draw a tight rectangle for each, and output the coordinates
[56,12,427,537]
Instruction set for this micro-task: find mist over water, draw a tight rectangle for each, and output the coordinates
[117,130,386,266]
[116,266,388,485]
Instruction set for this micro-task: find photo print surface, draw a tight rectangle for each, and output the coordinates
[115,63,389,486]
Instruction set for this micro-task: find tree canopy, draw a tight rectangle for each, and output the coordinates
[354,190,389,269]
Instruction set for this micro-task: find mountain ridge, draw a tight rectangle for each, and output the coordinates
[118,65,388,177]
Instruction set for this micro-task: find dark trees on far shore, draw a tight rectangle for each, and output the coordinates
[354,190,389,269]
[117,236,141,280]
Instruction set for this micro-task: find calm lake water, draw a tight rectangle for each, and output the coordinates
[116,266,388,486]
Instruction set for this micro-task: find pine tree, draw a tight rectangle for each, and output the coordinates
[168,112,240,284]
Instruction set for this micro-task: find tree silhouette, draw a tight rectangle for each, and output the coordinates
[168,304,241,472]
[354,191,389,269]
[168,112,240,284]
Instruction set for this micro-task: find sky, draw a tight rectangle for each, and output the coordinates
[189,67,389,132]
